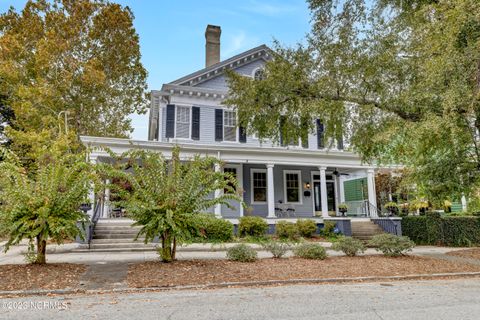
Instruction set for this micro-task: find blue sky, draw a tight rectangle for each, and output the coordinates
[1,0,311,139]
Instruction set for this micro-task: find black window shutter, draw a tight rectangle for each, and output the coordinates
[301,118,309,149]
[239,126,247,143]
[215,109,223,141]
[316,119,324,149]
[166,104,175,138]
[279,116,285,146]
[191,106,200,140]
[337,134,344,150]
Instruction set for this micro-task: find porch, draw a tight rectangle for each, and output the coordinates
[81,136,382,221]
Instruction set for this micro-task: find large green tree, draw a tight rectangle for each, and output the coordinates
[0,0,148,153]
[106,147,242,262]
[0,137,97,264]
[226,0,480,203]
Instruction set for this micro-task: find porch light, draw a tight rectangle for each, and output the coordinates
[304,182,311,190]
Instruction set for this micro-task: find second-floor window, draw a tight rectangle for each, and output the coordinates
[176,106,190,138]
[224,110,237,142]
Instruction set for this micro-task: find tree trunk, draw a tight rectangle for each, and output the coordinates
[36,235,47,264]
[160,232,174,263]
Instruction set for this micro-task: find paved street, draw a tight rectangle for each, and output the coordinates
[1,278,480,320]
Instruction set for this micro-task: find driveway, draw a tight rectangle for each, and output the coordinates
[1,278,480,320]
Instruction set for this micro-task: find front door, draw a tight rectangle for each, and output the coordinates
[314,181,336,212]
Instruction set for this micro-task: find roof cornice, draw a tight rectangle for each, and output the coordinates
[169,44,271,87]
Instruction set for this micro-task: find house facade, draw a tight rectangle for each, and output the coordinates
[81,25,381,220]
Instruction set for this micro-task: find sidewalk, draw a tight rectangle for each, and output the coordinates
[0,241,469,265]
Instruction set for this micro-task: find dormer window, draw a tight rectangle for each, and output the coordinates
[253,68,265,81]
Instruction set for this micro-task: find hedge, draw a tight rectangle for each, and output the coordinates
[402,214,480,247]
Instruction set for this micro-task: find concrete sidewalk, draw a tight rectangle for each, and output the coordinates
[0,241,469,265]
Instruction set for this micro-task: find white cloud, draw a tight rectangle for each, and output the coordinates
[241,0,299,17]
[222,31,260,59]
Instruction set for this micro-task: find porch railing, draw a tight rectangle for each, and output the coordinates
[344,200,382,217]
[87,199,103,248]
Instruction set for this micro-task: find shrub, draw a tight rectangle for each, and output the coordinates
[296,219,317,238]
[294,243,327,260]
[402,215,480,246]
[322,221,336,236]
[226,244,257,262]
[238,216,269,237]
[368,233,415,257]
[442,216,480,246]
[401,216,429,244]
[331,236,366,257]
[194,213,234,242]
[261,240,291,258]
[275,221,299,240]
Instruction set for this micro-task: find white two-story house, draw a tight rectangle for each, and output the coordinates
[81,25,380,220]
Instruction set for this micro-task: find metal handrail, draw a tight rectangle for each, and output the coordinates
[362,200,382,217]
[87,198,103,249]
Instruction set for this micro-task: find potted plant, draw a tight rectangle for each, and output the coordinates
[384,202,398,216]
[338,203,348,216]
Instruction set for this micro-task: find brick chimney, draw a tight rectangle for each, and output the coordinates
[205,25,221,68]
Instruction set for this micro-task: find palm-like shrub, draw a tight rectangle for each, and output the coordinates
[0,145,94,264]
[108,146,242,262]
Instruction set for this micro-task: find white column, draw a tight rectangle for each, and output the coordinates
[339,176,345,203]
[367,169,377,216]
[334,174,341,214]
[461,195,467,212]
[238,164,244,217]
[319,166,329,218]
[103,179,111,218]
[267,164,276,218]
[214,163,222,218]
[87,156,97,218]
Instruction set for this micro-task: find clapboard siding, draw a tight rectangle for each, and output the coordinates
[195,59,265,90]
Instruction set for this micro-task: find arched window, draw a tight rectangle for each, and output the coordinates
[253,68,265,81]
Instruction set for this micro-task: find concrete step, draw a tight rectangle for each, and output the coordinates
[94,226,141,231]
[88,242,157,250]
[93,234,140,239]
[73,247,157,253]
[91,238,146,244]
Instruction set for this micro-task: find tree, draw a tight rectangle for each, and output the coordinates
[0,137,96,264]
[0,0,148,152]
[225,0,480,204]
[106,147,242,262]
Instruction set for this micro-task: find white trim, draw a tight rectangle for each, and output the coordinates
[250,168,267,204]
[310,170,337,216]
[283,170,302,205]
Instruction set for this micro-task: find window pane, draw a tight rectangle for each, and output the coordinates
[224,111,236,141]
[224,168,237,193]
[253,171,267,202]
[285,173,300,203]
[176,106,190,138]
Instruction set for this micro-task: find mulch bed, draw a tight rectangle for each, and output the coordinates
[447,248,480,260]
[0,263,86,291]
[127,255,480,288]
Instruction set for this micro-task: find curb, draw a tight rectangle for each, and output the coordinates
[1,271,480,298]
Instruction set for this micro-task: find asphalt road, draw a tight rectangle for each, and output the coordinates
[1,278,480,320]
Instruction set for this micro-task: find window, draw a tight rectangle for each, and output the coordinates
[253,68,265,80]
[223,110,237,142]
[284,170,302,204]
[251,169,267,203]
[224,167,237,194]
[176,106,190,138]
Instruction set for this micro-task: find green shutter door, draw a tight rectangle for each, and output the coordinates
[344,178,368,201]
